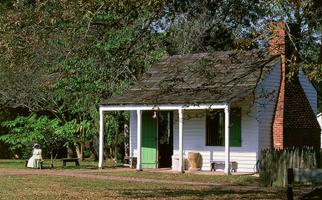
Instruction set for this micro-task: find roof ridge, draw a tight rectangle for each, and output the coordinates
[162,49,271,61]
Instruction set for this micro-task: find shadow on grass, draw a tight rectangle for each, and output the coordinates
[299,187,322,200]
[229,177,260,186]
[119,186,285,199]
[91,170,261,187]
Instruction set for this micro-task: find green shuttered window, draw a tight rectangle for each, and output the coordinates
[229,108,242,147]
[206,108,241,147]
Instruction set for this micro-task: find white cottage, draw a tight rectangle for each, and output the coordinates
[98,23,320,174]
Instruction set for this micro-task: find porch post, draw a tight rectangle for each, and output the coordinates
[136,110,142,171]
[224,104,230,174]
[178,108,184,172]
[98,107,104,169]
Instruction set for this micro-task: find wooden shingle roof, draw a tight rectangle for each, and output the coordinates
[103,49,280,105]
[284,79,321,129]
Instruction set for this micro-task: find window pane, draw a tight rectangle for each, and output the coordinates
[206,110,224,146]
[206,108,242,147]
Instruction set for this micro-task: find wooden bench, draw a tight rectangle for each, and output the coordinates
[62,158,80,167]
[210,161,238,172]
[25,160,43,169]
[124,156,137,168]
[287,168,322,200]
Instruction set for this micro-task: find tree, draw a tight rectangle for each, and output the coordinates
[261,0,322,111]
[0,114,77,166]
[0,0,170,160]
[161,0,265,54]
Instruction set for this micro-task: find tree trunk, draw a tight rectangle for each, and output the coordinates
[81,142,84,160]
[319,30,322,63]
[67,146,74,158]
[124,124,129,158]
[86,141,97,160]
[50,150,54,168]
[75,142,83,160]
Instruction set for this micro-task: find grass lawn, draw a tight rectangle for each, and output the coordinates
[91,171,259,186]
[0,175,285,200]
[0,159,289,199]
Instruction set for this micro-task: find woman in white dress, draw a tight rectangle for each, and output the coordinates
[27,143,43,168]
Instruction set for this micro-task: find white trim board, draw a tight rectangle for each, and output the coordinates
[99,104,229,112]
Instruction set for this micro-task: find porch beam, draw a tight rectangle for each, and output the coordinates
[100,104,227,112]
[98,108,104,169]
[136,110,142,171]
[178,108,184,173]
[224,104,231,175]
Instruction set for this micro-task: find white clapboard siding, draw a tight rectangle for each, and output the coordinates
[299,69,318,114]
[318,114,322,149]
[172,101,260,173]
[256,61,281,151]
[172,150,258,172]
[129,111,137,157]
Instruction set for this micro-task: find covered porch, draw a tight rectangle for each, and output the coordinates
[98,103,232,174]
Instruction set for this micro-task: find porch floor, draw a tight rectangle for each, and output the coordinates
[108,167,257,176]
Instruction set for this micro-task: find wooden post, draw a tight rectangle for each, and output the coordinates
[287,168,294,200]
[224,104,230,175]
[136,110,142,171]
[98,108,104,169]
[178,108,184,173]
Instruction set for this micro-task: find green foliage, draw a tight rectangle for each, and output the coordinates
[0,0,170,159]
[258,147,318,187]
[44,1,169,159]
[104,112,129,160]
[0,114,88,159]
[0,114,53,150]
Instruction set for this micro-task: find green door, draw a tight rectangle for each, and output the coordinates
[141,111,157,168]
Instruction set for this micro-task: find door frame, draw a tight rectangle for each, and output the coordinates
[141,111,173,168]
[141,111,158,168]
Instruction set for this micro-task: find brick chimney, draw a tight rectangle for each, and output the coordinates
[270,22,287,149]
[269,22,286,56]
[270,22,321,149]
